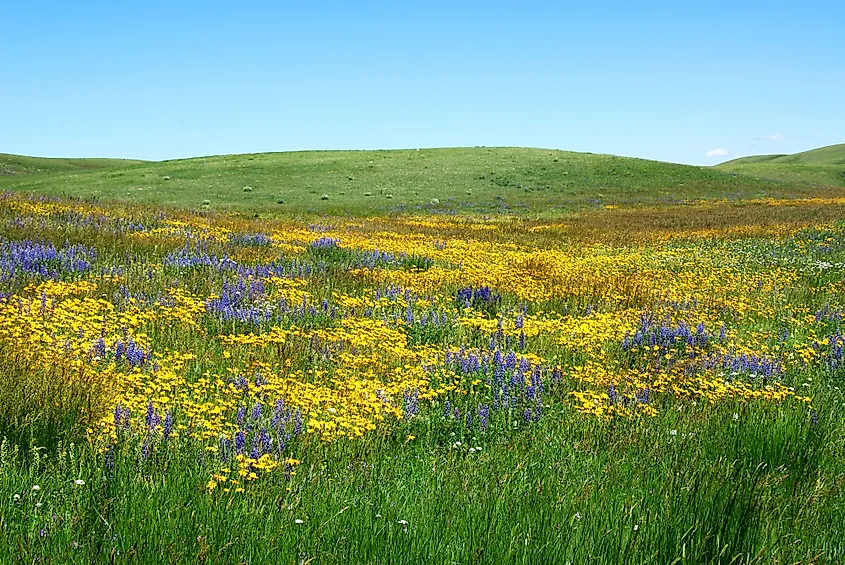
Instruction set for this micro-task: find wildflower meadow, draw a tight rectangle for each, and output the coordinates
[1,190,844,564]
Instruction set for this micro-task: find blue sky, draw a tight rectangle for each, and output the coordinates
[2,1,843,165]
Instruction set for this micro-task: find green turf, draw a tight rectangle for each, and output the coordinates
[0,147,824,215]
[717,143,845,188]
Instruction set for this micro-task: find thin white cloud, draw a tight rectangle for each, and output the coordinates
[761,134,785,141]
[705,148,729,158]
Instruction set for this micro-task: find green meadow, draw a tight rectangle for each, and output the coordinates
[1,145,844,564]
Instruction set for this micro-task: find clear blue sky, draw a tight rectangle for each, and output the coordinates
[2,1,843,165]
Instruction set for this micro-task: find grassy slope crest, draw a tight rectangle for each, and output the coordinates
[717,144,845,188]
[0,147,813,214]
[0,153,146,176]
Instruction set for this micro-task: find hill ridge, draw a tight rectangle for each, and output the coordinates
[2,146,841,215]
[720,143,845,167]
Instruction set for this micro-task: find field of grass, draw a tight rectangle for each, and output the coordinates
[2,185,845,563]
[2,147,838,216]
[717,144,845,189]
[2,145,845,563]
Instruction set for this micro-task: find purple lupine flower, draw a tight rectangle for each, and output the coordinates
[93,335,106,358]
[276,432,286,456]
[271,397,286,430]
[249,433,261,459]
[141,436,151,461]
[259,427,272,455]
[145,401,156,428]
[162,411,173,440]
[505,351,517,371]
[236,405,246,427]
[478,404,490,431]
[294,409,303,436]
[234,431,246,455]
[492,349,504,381]
[810,411,819,426]
[403,389,419,419]
[465,412,473,430]
[523,408,531,424]
[113,405,124,429]
[250,402,262,421]
[608,384,617,405]
[233,375,249,393]
[443,400,451,418]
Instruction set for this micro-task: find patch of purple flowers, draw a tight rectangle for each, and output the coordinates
[228,232,273,247]
[311,237,340,250]
[456,285,501,308]
[0,239,96,280]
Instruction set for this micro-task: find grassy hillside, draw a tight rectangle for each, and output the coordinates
[717,143,845,187]
[722,143,845,166]
[0,153,146,176]
[0,147,820,215]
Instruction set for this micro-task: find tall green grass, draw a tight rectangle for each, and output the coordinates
[2,395,842,564]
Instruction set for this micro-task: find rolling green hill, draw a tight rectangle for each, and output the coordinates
[0,153,146,176]
[721,143,845,166]
[717,143,845,187]
[0,147,838,215]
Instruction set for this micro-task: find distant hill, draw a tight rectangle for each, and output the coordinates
[0,147,836,215]
[717,144,845,187]
[721,144,845,167]
[0,153,146,176]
